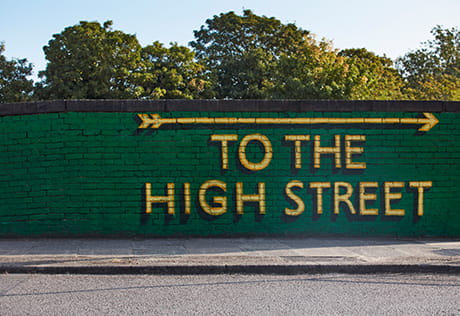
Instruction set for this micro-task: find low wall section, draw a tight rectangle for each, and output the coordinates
[0,100,459,237]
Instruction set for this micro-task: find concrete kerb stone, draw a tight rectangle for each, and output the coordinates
[1,264,459,275]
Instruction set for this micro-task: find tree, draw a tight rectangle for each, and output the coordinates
[339,48,405,100]
[397,26,460,100]
[190,10,311,99]
[269,38,350,99]
[138,42,211,99]
[36,21,143,99]
[0,42,34,103]
[191,10,406,100]
[270,46,405,100]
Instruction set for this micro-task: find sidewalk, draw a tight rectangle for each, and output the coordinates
[0,237,459,274]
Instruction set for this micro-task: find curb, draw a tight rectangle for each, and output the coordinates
[1,264,459,275]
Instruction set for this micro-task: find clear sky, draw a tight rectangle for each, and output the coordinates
[1,0,459,79]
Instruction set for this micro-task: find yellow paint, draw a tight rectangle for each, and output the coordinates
[309,182,331,214]
[284,135,310,169]
[210,134,238,169]
[409,181,432,216]
[199,180,227,216]
[145,182,175,215]
[184,182,191,215]
[314,135,341,169]
[334,182,356,214]
[236,182,266,215]
[238,134,273,171]
[144,180,433,218]
[137,112,439,131]
[284,180,305,216]
[345,135,366,169]
[359,182,378,215]
[384,182,405,216]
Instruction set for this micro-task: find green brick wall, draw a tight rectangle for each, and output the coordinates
[0,100,459,237]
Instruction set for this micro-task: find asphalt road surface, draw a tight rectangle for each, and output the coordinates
[1,273,459,315]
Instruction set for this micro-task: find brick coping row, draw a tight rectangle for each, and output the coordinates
[1,100,459,116]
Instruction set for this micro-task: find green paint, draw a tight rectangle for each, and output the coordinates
[0,109,459,236]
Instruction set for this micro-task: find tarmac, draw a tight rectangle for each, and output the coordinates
[0,237,459,275]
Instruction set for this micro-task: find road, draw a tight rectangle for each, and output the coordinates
[1,273,459,315]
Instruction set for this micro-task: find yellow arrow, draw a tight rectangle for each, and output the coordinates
[137,112,439,132]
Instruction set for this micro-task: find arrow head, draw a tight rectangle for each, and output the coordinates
[419,113,439,132]
[137,114,163,129]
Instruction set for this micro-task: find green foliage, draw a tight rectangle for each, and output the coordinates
[36,21,210,101]
[190,10,311,99]
[37,21,143,99]
[191,10,406,100]
[0,42,34,103]
[138,42,212,99]
[2,12,458,102]
[270,39,350,99]
[270,46,405,100]
[339,48,405,100]
[397,26,460,100]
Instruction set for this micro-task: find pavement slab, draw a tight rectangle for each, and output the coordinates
[0,237,459,274]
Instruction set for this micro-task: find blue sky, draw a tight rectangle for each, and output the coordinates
[1,0,459,79]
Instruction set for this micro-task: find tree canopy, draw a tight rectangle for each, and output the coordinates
[339,48,405,100]
[397,26,460,100]
[269,38,349,99]
[1,12,459,102]
[190,10,313,99]
[138,41,211,99]
[36,21,143,99]
[0,42,34,103]
[190,10,408,100]
[35,21,209,100]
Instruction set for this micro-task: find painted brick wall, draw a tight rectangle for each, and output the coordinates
[0,100,459,237]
